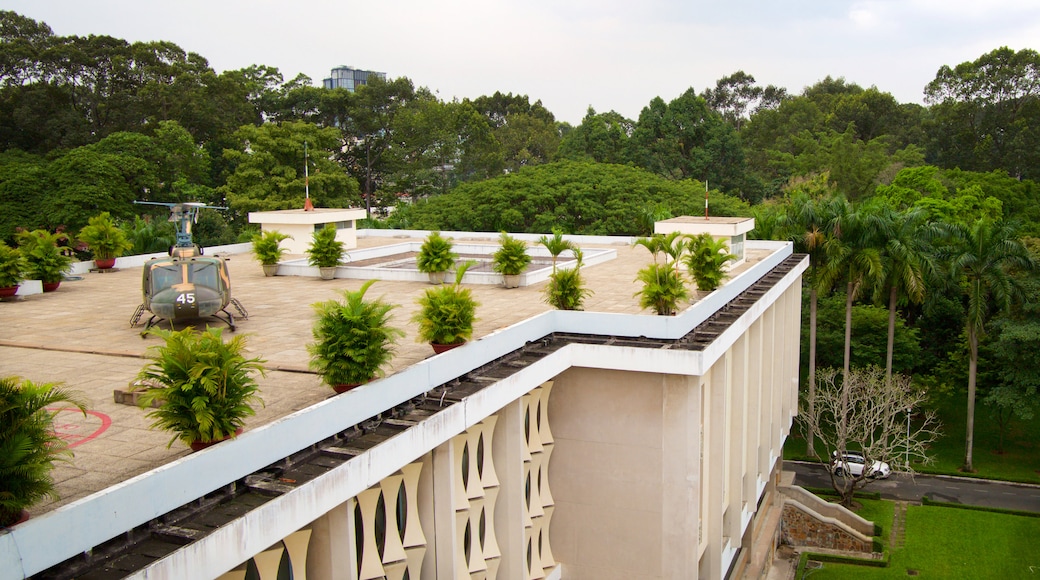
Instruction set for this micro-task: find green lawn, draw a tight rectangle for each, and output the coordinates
[803,503,1040,579]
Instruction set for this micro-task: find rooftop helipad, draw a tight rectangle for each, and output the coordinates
[0,231,773,517]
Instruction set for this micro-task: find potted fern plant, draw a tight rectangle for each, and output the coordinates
[133,327,266,451]
[413,261,479,353]
[1,376,88,528]
[252,230,292,276]
[0,242,24,298]
[308,280,404,393]
[77,212,133,270]
[416,231,457,284]
[306,225,345,280]
[492,232,531,288]
[16,229,72,292]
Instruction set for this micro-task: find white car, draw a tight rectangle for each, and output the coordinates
[831,451,891,479]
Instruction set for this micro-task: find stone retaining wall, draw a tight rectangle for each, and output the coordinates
[781,502,873,552]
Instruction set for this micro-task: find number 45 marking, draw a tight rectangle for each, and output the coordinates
[176,292,196,305]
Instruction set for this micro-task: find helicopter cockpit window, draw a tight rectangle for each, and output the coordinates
[151,265,181,292]
[190,262,219,289]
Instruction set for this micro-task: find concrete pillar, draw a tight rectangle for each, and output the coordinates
[661,374,701,578]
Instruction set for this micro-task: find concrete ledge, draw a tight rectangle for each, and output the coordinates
[779,484,874,537]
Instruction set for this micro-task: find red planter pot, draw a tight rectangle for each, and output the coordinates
[0,285,18,298]
[332,382,366,394]
[94,258,116,269]
[431,341,465,354]
[42,281,61,292]
[190,428,244,452]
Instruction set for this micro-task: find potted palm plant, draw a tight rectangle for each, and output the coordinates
[543,248,593,310]
[634,233,689,315]
[133,327,266,451]
[416,231,457,284]
[16,229,72,291]
[308,280,404,393]
[683,233,737,292]
[0,376,88,528]
[413,261,479,353]
[77,212,133,270]
[0,242,24,298]
[492,232,531,288]
[306,225,345,280]
[252,230,292,276]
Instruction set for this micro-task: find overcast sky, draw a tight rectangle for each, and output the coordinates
[6,1,1040,124]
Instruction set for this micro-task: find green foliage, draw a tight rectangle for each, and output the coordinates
[77,212,133,260]
[134,327,265,448]
[306,225,345,269]
[413,262,479,345]
[0,150,48,243]
[635,263,688,315]
[121,216,176,255]
[491,232,531,276]
[808,295,921,373]
[15,229,72,284]
[633,232,689,315]
[221,120,362,216]
[308,280,404,388]
[0,242,24,288]
[251,230,291,266]
[537,228,575,270]
[416,231,456,274]
[544,249,592,311]
[0,376,88,527]
[402,161,749,236]
[683,233,737,292]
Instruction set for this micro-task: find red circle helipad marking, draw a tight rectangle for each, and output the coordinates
[46,407,112,449]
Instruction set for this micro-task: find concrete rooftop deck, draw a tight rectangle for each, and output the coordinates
[0,233,771,518]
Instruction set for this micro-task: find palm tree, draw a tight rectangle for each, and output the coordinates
[874,205,930,387]
[820,201,888,382]
[538,228,576,272]
[775,177,845,456]
[929,219,1034,472]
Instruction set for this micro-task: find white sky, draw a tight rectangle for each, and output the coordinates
[5,0,1040,124]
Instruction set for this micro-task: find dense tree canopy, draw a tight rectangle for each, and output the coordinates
[390,160,749,235]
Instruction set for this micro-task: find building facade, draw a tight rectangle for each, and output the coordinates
[323,66,386,91]
[2,236,805,580]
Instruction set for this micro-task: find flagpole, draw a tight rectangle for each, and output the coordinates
[304,141,314,211]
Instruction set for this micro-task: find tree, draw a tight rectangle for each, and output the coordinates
[929,219,1035,471]
[820,201,887,381]
[221,121,361,219]
[776,176,848,453]
[924,47,1040,180]
[872,204,930,386]
[338,76,416,216]
[557,107,633,164]
[798,366,940,507]
[700,70,787,130]
[627,89,748,195]
[399,161,750,236]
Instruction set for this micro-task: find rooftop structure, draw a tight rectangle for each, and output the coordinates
[0,228,806,580]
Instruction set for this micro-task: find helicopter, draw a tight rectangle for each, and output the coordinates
[129,201,248,336]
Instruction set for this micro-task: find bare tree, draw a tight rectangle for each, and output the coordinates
[798,366,941,507]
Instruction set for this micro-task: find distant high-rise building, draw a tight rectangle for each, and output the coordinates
[322,65,385,91]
